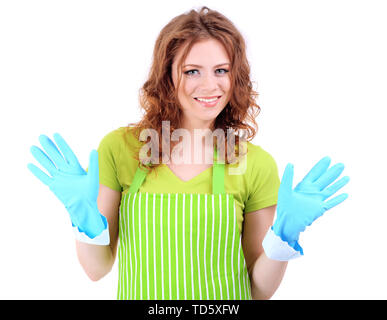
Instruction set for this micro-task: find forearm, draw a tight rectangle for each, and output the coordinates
[249,252,288,300]
[75,241,115,281]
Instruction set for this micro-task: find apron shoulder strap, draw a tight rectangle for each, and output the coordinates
[212,145,225,195]
[127,164,148,194]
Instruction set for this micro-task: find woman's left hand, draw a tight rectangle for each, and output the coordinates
[272,156,350,253]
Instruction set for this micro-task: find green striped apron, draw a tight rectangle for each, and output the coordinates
[117,148,252,300]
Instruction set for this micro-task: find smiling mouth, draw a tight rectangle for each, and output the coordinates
[193,96,222,102]
[193,95,222,107]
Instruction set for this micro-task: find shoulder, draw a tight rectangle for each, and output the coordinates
[246,141,278,171]
[98,126,142,153]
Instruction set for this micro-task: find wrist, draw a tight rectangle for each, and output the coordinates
[262,227,303,261]
[67,200,108,240]
[270,225,303,253]
[72,222,110,245]
[272,210,300,249]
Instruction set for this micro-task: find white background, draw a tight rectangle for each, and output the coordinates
[1,0,386,299]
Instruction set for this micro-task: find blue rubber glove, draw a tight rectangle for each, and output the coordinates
[27,133,107,240]
[272,156,350,254]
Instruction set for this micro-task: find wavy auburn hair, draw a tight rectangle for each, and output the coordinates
[125,6,260,174]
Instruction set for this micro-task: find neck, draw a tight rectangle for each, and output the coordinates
[169,124,215,166]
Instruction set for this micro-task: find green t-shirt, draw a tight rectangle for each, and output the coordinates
[97,127,280,234]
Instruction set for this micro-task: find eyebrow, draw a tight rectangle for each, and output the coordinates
[183,63,230,68]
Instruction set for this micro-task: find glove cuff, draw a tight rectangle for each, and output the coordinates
[262,226,303,261]
[73,222,110,245]
[66,199,109,243]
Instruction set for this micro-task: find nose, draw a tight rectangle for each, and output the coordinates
[199,72,219,92]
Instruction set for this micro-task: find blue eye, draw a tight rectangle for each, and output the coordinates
[216,68,229,74]
[184,69,199,75]
[184,68,229,76]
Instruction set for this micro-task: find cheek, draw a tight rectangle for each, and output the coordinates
[221,77,231,92]
[180,80,196,100]
[176,82,194,108]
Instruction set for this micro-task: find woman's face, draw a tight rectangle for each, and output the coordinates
[172,38,231,131]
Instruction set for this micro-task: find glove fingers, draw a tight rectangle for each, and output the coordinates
[38,135,68,170]
[323,193,348,211]
[27,163,53,186]
[315,163,345,191]
[301,156,331,184]
[53,133,82,169]
[322,176,350,200]
[30,145,57,176]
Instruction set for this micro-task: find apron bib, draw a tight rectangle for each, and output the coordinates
[117,148,252,300]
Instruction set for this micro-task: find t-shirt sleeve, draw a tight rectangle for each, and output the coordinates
[244,145,280,213]
[96,130,122,192]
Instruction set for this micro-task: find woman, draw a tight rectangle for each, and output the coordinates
[27,6,349,300]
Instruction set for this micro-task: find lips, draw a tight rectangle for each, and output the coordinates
[193,95,221,107]
[194,95,221,100]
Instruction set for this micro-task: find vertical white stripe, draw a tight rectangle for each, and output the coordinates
[168,193,171,299]
[190,194,194,300]
[139,193,142,299]
[145,192,149,300]
[237,231,242,299]
[182,193,187,300]
[231,201,236,299]
[153,193,157,300]
[175,193,179,299]
[240,235,246,299]
[217,194,223,299]
[118,196,123,299]
[210,195,216,299]
[203,194,209,299]
[197,195,202,299]
[124,194,131,299]
[132,193,137,300]
[224,194,230,299]
[125,194,130,299]
[160,194,164,299]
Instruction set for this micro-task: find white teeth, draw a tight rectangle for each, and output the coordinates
[196,97,219,103]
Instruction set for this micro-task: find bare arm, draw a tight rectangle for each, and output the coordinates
[242,205,288,300]
[75,184,121,281]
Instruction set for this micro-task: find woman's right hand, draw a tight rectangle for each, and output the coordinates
[27,133,108,240]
